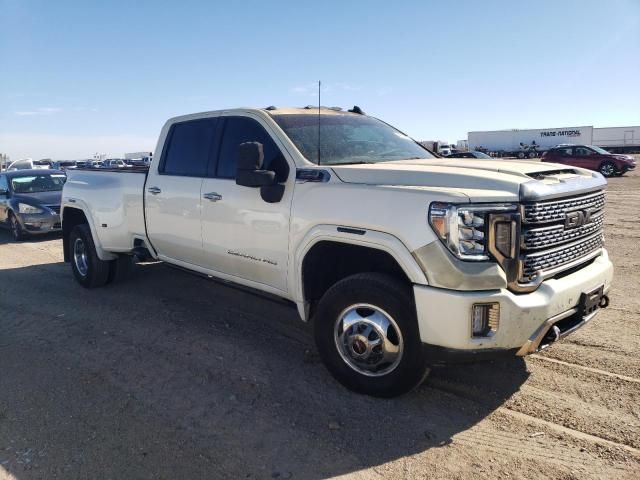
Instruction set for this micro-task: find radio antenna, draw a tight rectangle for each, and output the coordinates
[317,80,321,166]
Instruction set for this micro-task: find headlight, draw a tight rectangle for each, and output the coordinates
[18,203,44,214]
[428,202,518,261]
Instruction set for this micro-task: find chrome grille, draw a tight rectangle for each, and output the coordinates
[518,190,605,285]
[522,213,604,250]
[521,233,603,279]
[522,192,605,224]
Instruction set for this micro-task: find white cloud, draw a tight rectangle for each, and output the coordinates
[0,132,156,160]
[15,107,63,116]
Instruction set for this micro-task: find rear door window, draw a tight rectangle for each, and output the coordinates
[161,118,218,177]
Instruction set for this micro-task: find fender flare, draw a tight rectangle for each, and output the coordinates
[290,225,428,320]
[62,200,117,261]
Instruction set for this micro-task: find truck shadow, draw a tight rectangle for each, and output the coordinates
[0,259,529,479]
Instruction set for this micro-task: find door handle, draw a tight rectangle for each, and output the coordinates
[147,186,161,195]
[203,192,222,202]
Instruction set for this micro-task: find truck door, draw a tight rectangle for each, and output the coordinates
[199,115,293,292]
[145,118,219,266]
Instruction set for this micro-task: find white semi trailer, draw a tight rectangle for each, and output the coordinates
[592,126,640,153]
[468,126,593,158]
[469,125,640,156]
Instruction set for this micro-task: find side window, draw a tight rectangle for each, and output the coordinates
[0,175,7,193]
[556,148,572,156]
[574,147,592,156]
[161,118,218,177]
[216,117,287,180]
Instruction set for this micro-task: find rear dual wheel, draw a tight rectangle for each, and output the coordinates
[69,224,133,288]
[313,273,430,397]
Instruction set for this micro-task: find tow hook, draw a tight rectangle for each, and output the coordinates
[599,295,610,309]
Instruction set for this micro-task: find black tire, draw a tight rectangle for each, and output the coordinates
[107,254,135,284]
[599,161,618,178]
[313,273,429,397]
[8,213,26,241]
[69,224,110,288]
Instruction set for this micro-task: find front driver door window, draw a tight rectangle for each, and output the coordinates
[572,146,594,169]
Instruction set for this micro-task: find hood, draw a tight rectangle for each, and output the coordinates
[12,190,63,206]
[330,158,605,202]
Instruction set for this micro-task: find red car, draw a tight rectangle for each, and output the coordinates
[542,144,636,177]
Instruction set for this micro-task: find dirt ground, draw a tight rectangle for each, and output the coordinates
[1,168,639,480]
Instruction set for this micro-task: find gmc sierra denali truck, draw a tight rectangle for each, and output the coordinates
[61,106,613,397]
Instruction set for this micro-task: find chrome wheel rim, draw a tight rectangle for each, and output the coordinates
[601,163,615,176]
[73,237,89,277]
[334,304,404,377]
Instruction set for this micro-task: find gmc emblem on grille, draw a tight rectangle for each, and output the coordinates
[565,208,595,229]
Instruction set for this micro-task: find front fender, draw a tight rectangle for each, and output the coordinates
[290,224,428,320]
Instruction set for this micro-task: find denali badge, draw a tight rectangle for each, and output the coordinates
[565,208,595,229]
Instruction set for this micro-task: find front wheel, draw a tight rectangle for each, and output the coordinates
[599,161,618,177]
[313,273,429,397]
[69,224,111,288]
[9,213,25,241]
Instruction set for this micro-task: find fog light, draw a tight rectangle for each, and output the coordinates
[471,303,500,337]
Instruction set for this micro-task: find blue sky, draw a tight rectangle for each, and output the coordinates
[1,0,639,159]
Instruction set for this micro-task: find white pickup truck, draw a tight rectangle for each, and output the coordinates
[61,106,613,397]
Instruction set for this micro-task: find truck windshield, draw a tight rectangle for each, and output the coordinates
[271,113,434,165]
[11,174,66,193]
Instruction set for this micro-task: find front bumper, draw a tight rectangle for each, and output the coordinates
[19,212,61,233]
[413,250,613,357]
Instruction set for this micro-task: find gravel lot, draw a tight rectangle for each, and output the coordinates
[1,168,639,479]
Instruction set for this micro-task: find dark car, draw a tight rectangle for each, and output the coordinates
[447,151,493,159]
[0,169,66,241]
[542,144,636,177]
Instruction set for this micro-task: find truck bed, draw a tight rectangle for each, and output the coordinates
[63,168,148,254]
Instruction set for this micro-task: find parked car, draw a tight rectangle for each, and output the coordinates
[0,169,65,240]
[61,107,612,397]
[542,145,636,177]
[447,151,493,159]
[103,159,129,168]
[53,161,78,171]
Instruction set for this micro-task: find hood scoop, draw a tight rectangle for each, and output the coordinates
[526,169,577,180]
[519,170,606,202]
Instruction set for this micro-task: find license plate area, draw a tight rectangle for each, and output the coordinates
[579,285,604,318]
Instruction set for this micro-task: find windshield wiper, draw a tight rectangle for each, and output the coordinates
[328,160,375,166]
